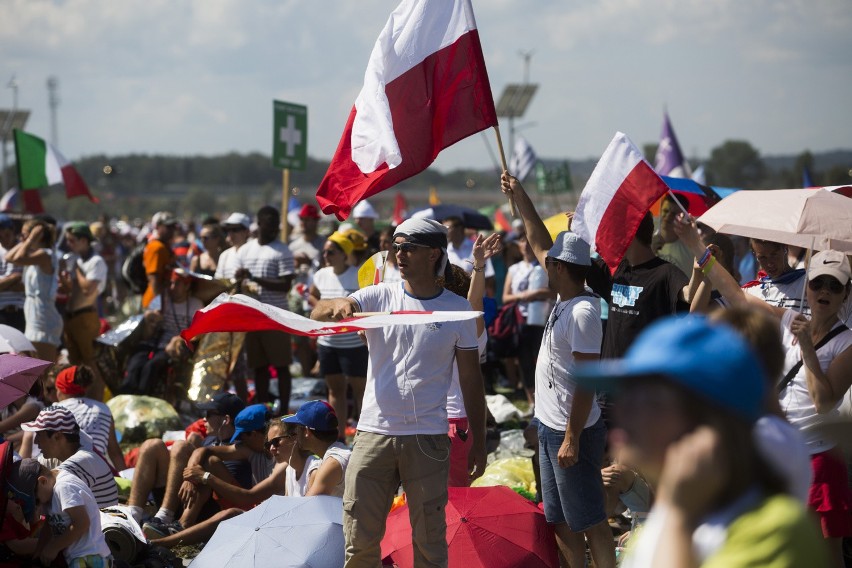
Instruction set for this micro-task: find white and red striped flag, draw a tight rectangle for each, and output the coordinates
[572,132,669,272]
[181,293,480,343]
[316,0,498,220]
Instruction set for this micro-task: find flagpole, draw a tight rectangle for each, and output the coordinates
[493,125,517,217]
[666,189,691,218]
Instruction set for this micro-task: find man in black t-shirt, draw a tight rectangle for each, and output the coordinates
[587,213,690,358]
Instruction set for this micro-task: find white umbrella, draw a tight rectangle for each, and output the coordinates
[0,324,35,354]
[698,188,852,252]
[189,495,344,568]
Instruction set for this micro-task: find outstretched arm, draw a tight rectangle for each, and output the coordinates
[311,298,357,321]
[500,172,553,267]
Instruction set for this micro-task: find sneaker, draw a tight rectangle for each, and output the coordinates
[142,518,184,540]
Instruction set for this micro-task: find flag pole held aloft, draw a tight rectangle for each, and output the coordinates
[493,124,516,217]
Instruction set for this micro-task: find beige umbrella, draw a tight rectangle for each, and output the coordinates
[698,188,852,252]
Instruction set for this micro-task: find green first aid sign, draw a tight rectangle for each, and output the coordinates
[272,101,307,170]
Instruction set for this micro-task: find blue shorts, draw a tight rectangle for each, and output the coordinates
[538,417,607,531]
[318,344,369,377]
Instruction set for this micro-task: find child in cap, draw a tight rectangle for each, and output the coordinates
[8,457,112,567]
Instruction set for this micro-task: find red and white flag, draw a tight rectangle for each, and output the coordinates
[180,293,480,343]
[572,132,669,272]
[316,0,497,220]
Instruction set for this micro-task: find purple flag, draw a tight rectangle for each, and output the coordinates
[654,111,692,178]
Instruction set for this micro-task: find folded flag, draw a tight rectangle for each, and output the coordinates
[13,129,99,203]
[181,293,480,342]
[654,111,692,179]
[572,132,669,273]
[316,0,498,220]
[509,135,537,182]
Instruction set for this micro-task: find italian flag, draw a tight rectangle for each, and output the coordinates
[13,129,98,203]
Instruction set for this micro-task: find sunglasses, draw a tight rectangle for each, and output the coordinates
[808,277,846,294]
[264,433,295,450]
[392,242,431,253]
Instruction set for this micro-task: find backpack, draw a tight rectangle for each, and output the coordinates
[487,301,522,355]
[121,244,148,294]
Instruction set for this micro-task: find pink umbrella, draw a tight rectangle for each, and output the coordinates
[0,354,53,409]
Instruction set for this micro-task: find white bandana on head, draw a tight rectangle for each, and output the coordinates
[393,218,449,277]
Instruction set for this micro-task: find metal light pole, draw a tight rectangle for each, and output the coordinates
[47,76,59,147]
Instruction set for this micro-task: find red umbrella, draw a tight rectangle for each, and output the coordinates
[381,486,558,568]
[0,354,53,409]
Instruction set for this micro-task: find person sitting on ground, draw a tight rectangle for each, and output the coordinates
[127,392,247,531]
[8,458,113,567]
[142,404,274,539]
[149,417,318,548]
[19,405,118,508]
[577,316,829,568]
[120,268,202,396]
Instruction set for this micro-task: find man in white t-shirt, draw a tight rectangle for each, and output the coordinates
[60,222,108,396]
[443,216,496,296]
[215,212,252,281]
[311,217,486,568]
[502,172,616,568]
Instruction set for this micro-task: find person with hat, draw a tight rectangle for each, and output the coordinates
[7,457,113,566]
[352,199,381,253]
[0,214,25,333]
[142,211,178,309]
[142,404,274,539]
[119,268,202,396]
[289,203,326,269]
[126,392,248,534]
[576,316,829,567]
[501,172,616,568]
[6,217,62,362]
[215,212,253,281]
[308,234,367,439]
[60,221,108,396]
[234,206,295,410]
[311,217,487,567]
[19,405,119,508]
[673,216,852,561]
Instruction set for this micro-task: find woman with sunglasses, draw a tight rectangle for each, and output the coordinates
[675,217,852,564]
[308,232,368,441]
[150,419,317,549]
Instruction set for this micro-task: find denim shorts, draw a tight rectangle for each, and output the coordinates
[538,417,607,531]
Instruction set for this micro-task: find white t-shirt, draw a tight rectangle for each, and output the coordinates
[306,442,351,498]
[447,330,487,419]
[47,470,112,561]
[214,246,242,280]
[313,266,363,349]
[744,272,809,315]
[535,295,603,431]
[778,309,852,453]
[57,397,113,458]
[350,282,479,435]
[77,254,108,295]
[448,239,495,278]
[285,454,320,497]
[236,239,295,308]
[57,448,119,508]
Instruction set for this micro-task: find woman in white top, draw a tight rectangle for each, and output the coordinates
[676,218,852,561]
[308,232,368,440]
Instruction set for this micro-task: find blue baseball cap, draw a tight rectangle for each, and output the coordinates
[576,315,766,422]
[282,400,338,432]
[229,404,270,443]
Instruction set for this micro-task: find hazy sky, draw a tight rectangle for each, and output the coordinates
[2,0,850,175]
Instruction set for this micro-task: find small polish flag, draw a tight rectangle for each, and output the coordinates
[572,132,669,272]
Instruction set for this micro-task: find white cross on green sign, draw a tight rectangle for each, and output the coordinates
[272,100,307,170]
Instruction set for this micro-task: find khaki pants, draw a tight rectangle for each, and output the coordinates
[343,431,450,568]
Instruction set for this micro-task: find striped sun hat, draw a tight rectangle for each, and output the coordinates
[21,405,79,434]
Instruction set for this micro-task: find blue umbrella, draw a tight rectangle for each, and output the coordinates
[409,204,493,230]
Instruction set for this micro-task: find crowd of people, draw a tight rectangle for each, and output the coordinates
[0,175,850,567]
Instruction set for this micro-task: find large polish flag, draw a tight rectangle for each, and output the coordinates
[181,293,480,343]
[13,129,99,203]
[316,0,497,220]
[572,132,669,272]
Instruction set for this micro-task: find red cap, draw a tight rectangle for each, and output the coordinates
[55,366,86,396]
[299,204,320,219]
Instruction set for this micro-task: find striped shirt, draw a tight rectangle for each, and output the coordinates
[58,448,119,507]
[236,239,294,309]
[58,397,114,458]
